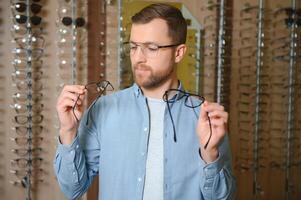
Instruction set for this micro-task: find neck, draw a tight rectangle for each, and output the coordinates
[140,77,179,99]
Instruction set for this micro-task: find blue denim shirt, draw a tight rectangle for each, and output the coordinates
[54,83,236,200]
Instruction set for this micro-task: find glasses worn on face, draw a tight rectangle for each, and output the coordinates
[72,80,114,125]
[122,42,181,58]
[163,89,212,149]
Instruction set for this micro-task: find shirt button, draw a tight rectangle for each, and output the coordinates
[141,152,145,156]
[144,127,148,132]
[138,177,142,182]
[76,145,79,149]
[70,150,74,154]
[73,171,76,175]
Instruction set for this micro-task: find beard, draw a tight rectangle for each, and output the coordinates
[133,64,175,89]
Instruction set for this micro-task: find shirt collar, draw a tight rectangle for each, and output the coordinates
[132,80,185,99]
[133,83,143,98]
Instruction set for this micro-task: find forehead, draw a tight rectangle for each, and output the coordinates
[130,18,172,44]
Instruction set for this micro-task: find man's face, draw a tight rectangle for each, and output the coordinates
[129,19,177,89]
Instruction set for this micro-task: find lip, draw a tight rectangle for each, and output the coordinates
[134,68,150,77]
[134,65,149,70]
[134,66,150,72]
[135,68,148,71]
[135,68,148,73]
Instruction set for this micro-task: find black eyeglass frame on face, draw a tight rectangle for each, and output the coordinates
[122,41,181,58]
[163,89,212,149]
[72,80,114,124]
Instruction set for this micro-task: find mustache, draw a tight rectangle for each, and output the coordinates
[133,64,151,71]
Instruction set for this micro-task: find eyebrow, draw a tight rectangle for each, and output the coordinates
[129,41,159,45]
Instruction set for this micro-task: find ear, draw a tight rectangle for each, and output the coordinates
[174,44,187,63]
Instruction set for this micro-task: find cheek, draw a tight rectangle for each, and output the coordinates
[130,52,175,71]
[130,56,135,65]
[156,57,174,71]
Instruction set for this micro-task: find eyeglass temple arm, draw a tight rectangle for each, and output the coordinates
[204,112,212,149]
[72,95,81,122]
[85,91,104,126]
[166,102,177,142]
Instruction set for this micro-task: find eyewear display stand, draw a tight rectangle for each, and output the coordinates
[285,0,297,199]
[253,0,265,198]
[216,0,228,106]
[10,0,45,199]
[71,0,78,84]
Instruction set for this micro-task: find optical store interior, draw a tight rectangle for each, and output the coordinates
[0,0,301,199]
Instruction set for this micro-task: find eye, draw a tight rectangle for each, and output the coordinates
[147,44,159,51]
[129,44,138,50]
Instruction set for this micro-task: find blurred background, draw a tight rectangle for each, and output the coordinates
[0,0,300,199]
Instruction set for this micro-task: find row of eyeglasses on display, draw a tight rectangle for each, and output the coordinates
[235,5,301,173]
[10,0,45,199]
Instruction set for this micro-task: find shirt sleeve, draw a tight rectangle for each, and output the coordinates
[53,107,100,200]
[198,135,237,200]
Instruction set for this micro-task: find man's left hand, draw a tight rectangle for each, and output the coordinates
[196,101,228,163]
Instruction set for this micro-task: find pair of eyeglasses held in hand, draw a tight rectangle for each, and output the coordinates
[163,89,212,149]
[72,80,114,125]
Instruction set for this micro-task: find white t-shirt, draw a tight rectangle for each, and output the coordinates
[143,97,166,200]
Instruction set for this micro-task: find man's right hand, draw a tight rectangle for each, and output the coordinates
[56,85,87,145]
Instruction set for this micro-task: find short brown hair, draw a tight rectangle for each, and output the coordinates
[131,3,187,44]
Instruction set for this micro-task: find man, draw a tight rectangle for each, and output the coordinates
[54,3,236,200]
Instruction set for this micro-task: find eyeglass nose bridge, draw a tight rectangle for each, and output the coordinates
[96,82,108,92]
[96,86,105,93]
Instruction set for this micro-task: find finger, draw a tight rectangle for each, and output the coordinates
[208,110,228,123]
[62,85,85,95]
[78,91,87,102]
[60,91,82,103]
[202,102,225,113]
[209,118,226,127]
[57,94,80,108]
[57,98,78,111]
